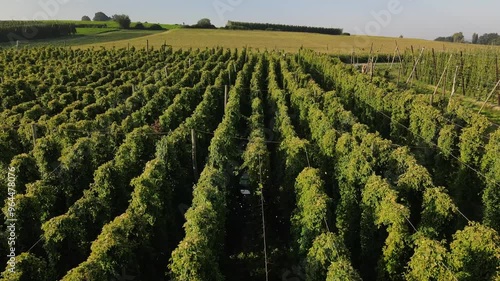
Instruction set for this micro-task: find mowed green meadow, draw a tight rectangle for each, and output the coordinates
[79,28,500,54]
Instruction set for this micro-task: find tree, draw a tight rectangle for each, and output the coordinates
[478,33,500,45]
[81,15,91,21]
[435,36,453,42]
[193,18,216,29]
[472,33,479,44]
[197,18,212,27]
[453,32,465,43]
[93,12,111,21]
[113,14,131,29]
[149,24,163,30]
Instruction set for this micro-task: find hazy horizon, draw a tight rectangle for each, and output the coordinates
[2,0,499,40]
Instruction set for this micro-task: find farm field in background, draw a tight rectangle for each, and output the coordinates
[3,24,499,54]
[0,30,162,48]
[78,28,500,54]
[0,46,498,281]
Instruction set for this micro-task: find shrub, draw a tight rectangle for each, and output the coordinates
[134,22,145,30]
[112,14,131,29]
[148,24,163,30]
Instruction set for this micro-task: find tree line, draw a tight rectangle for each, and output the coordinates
[435,31,500,45]
[81,12,163,30]
[81,12,131,29]
[225,20,345,35]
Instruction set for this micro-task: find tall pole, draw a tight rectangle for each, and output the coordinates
[479,80,500,113]
[261,191,268,281]
[432,54,453,105]
[406,48,425,84]
[461,51,466,96]
[191,129,198,181]
[395,42,402,84]
[449,65,460,108]
[389,45,397,70]
[497,55,499,105]
[432,48,438,84]
[224,85,229,112]
[31,123,37,147]
[259,155,268,281]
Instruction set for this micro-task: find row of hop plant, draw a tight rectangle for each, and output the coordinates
[59,57,235,281]
[0,49,198,273]
[0,48,236,280]
[41,54,232,279]
[0,47,192,165]
[267,52,361,281]
[0,57,235,281]
[299,49,500,232]
[168,52,256,281]
[280,53,499,281]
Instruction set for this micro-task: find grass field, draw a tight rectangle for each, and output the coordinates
[78,28,500,55]
[75,27,119,35]
[0,30,163,48]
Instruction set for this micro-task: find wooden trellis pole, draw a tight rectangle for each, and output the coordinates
[497,55,499,105]
[31,123,37,146]
[395,41,403,84]
[461,51,466,96]
[432,48,438,84]
[431,54,453,105]
[224,85,229,112]
[410,45,416,78]
[479,79,500,113]
[191,129,199,181]
[406,47,425,84]
[389,45,398,70]
[448,65,460,108]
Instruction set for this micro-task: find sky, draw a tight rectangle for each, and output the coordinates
[2,0,499,40]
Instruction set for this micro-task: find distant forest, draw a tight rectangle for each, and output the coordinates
[435,32,500,45]
[225,20,345,35]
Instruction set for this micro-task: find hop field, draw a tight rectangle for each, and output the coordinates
[0,46,498,281]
